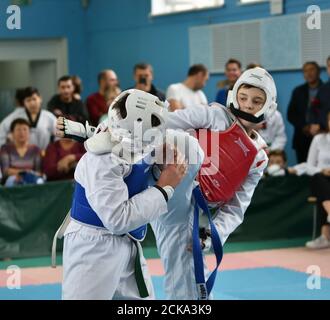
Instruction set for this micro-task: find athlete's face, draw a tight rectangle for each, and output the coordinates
[237,86,266,115]
[236,86,266,130]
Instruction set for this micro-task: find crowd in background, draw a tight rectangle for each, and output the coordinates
[0,58,329,249]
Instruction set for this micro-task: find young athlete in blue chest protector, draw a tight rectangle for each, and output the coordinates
[56,92,210,300]
[55,90,187,299]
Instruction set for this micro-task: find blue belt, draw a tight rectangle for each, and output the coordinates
[192,186,223,300]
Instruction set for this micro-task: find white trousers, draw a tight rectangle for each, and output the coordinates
[62,221,155,300]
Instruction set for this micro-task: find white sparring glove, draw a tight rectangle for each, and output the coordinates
[57,117,96,142]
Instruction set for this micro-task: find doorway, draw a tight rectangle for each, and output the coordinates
[0,39,68,121]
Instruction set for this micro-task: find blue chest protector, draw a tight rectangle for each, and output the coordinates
[70,159,152,241]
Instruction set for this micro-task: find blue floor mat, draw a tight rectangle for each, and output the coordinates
[0,267,329,300]
[213,267,330,300]
[0,284,61,300]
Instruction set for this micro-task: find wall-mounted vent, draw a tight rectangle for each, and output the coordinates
[189,10,330,73]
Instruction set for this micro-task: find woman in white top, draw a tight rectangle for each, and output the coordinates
[305,111,330,249]
[0,87,57,151]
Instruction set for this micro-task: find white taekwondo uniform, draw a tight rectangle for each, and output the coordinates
[60,103,268,300]
[150,129,206,300]
[62,150,168,300]
[149,104,268,299]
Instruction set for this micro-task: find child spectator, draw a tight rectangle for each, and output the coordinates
[265,150,305,177]
[264,150,287,177]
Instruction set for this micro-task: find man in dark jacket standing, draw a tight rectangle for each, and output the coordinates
[287,62,323,163]
[314,56,330,130]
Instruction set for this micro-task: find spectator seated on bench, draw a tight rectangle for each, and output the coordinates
[43,138,85,181]
[305,111,330,249]
[0,118,44,187]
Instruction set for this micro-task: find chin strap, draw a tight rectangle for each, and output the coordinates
[229,104,265,124]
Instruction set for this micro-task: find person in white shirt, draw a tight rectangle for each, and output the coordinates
[166,64,209,111]
[255,110,287,151]
[305,111,330,249]
[0,87,57,151]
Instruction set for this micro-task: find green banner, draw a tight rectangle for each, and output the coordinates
[0,181,73,259]
[0,176,314,259]
[230,175,313,241]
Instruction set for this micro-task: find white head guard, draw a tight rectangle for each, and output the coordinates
[227,67,277,123]
[108,89,169,154]
[85,89,169,159]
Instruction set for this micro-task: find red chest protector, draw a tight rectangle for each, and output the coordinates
[194,121,258,204]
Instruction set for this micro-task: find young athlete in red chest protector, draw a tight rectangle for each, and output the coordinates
[164,67,277,298]
[168,66,276,224]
